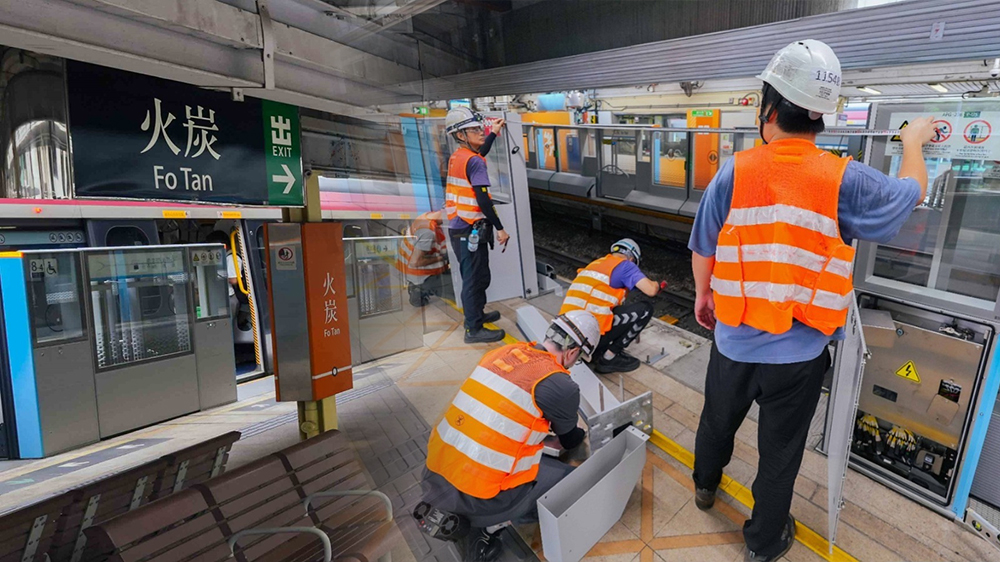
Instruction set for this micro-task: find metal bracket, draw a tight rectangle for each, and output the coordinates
[232,88,245,102]
[21,514,46,562]
[172,459,190,493]
[70,494,101,562]
[585,392,654,451]
[211,446,228,477]
[256,0,275,89]
[130,476,149,510]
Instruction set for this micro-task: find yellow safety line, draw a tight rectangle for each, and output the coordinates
[649,430,857,562]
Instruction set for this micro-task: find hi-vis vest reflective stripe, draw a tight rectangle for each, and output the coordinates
[445,147,488,224]
[712,139,853,336]
[425,343,567,499]
[559,254,628,334]
[396,213,447,281]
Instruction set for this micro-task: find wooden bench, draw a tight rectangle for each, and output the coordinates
[0,493,73,562]
[150,431,241,500]
[83,431,399,562]
[0,431,241,562]
[48,459,168,562]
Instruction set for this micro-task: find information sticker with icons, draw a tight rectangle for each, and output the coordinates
[28,258,59,277]
[192,249,224,267]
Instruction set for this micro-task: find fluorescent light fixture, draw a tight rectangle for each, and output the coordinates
[857,86,883,95]
[929,83,949,93]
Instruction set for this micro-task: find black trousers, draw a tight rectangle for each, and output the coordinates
[449,229,491,331]
[693,344,830,557]
[595,301,654,357]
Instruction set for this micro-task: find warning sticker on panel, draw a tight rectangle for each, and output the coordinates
[895,360,921,383]
[887,111,1000,160]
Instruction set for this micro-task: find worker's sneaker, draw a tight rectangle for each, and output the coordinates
[695,487,716,511]
[465,327,506,344]
[745,515,796,562]
[593,352,641,374]
[482,310,501,323]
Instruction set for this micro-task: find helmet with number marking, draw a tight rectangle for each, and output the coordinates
[611,238,641,266]
[757,40,841,116]
[548,310,601,359]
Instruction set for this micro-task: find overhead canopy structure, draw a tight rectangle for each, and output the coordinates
[374,0,1000,104]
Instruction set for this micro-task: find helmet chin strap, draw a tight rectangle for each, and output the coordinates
[759,106,774,145]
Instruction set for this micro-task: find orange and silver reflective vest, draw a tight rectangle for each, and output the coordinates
[445,147,489,224]
[396,213,447,283]
[425,342,567,499]
[559,254,628,334]
[711,139,854,336]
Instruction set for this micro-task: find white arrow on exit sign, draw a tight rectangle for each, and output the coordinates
[273,164,296,194]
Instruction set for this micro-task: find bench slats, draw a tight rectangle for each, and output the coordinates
[151,432,241,500]
[83,489,232,562]
[0,493,73,562]
[49,460,168,562]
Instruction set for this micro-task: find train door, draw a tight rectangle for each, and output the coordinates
[241,220,274,379]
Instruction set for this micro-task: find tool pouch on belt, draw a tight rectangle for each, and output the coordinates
[474,219,495,250]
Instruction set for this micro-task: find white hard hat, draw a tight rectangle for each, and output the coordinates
[757,40,842,116]
[549,310,601,359]
[445,107,485,134]
[611,238,641,266]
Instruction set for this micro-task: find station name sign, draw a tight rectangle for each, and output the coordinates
[67,61,303,207]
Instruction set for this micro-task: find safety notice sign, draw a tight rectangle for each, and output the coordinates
[888,111,999,160]
[895,360,921,383]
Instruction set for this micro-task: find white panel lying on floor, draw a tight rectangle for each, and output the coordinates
[538,427,649,562]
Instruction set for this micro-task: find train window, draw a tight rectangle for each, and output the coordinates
[86,248,193,370]
[189,246,230,320]
[652,131,687,188]
[866,102,1000,305]
[25,251,86,346]
[556,129,582,174]
[532,127,557,172]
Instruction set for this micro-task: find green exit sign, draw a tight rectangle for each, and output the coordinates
[413,106,429,115]
[691,110,714,117]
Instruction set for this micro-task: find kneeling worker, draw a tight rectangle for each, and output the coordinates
[560,238,664,373]
[397,210,452,307]
[420,310,600,559]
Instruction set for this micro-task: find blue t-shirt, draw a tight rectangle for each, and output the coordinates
[609,259,647,290]
[448,158,492,231]
[688,155,921,364]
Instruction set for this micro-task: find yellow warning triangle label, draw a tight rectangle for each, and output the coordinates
[895,360,920,383]
[890,121,909,142]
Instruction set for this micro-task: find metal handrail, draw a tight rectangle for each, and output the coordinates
[228,527,332,562]
[304,490,394,522]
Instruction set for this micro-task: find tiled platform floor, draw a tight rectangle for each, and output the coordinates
[2,293,997,562]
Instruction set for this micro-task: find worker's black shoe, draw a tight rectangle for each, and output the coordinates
[465,327,506,344]
[695,487,716,511]
[483,310,501,323]
[593,352,641,374]
[469,528,504,562]
[745,515,796,562]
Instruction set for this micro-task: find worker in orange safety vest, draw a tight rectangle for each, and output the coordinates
[687,40,938,562]
[443,107,510,344]
[559,238,667,374]
[396,210,453,307]
[420,310,600,561]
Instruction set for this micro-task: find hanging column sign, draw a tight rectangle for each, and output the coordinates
[66,61,303,206]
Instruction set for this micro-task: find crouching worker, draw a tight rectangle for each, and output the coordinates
[417,310,600,562]
[560,238,665,374]
[397,210,453,307]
